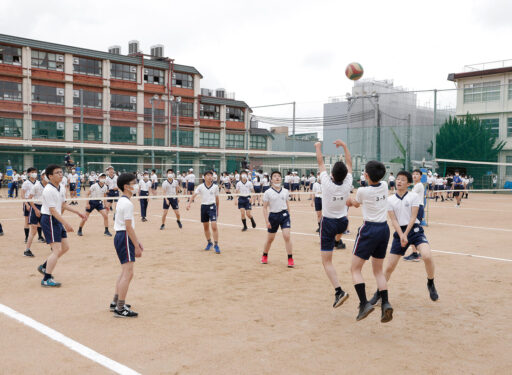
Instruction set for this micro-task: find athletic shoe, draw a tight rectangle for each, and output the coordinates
[141,217,147,222]
[0,232,3,236]
[428,283,439,301]
[109,302,131,312]
[251,219,256,228]
[356,302,375,321]
[404,252,420,262]
[41,278,61,287]
[261,255,268,264]
[104,230,112,237]
[177,221,182,229]
[214,245,221,254]
[37,264,46,275]
[336,241,346,250]
[38,236,46,243]
[113,306,138,318]
[381,302,393,323]
[205,242,213,251]
[315,227,320,233]
[287,258,295,268]
[369,290,381,306]
[160,224,165,230]
[333,291,349,308]
[77,230,83,237]
[241,227,248,232]
[24,249,34,257]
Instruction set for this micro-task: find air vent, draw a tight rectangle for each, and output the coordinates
[215,88,226,98]
[128,40,139,55]
[150,44,164,59]
[108,45,121,55]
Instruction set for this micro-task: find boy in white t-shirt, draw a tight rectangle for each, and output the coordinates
[235,172,257,231]
[404,169,426,262]
[160,169,182,230]
[310,178,322,232]
[388,172,395,192]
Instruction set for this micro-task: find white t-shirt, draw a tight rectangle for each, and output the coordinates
[150,173,158,183]
[41,183,66,215]
[355,182,389,223]
[320,171,353,219]
[195,183,219,205]
[427,176,434,185]
[162,179,179,196]
[360,173,366,182]
[33,181,45,204]
[21,179,36,199]
[412,183,425,206]
[387,191,422,226]
[114,196,135,231]
[262,177,270,187]
[139,179,151,192]
[234,173,240,182]
[12,173,20,182]
[388,175,395,182]
[252,177,261,187]
[435,178,444,186]
[292,175,300,184]
[89,182,107,199]
[263,186,289,213]
[308,176,316,185]
[236,180,254,197]
[284,175,291,184]
[312,182,322,198]
[106,175,118,190]
[88,174,97,182]
[213,173,218,182]
[69,173,79,183]
[186,174,196,183]
[61,176,68,188]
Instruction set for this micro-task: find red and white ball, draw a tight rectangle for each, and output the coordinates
[345,62,364,81]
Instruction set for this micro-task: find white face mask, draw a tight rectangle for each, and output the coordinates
[241,174,247,179]
[72,171,76,174]
[99,179,106,184]
[30,173,37,178]
[144,176,149,181]
[168,173,174,179]
[44,176,49,182]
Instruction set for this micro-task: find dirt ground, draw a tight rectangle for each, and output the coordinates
[0,188,511,375]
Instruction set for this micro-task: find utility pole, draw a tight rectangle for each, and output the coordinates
[375,94,381,162]
[176,99,180,169]
[432,89,437,172]
[80,88,84,170]
[292,101,296,169]
[406,113,411,171]
[151,98,155,169]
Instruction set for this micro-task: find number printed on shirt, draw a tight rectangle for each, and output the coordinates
[376,195,386,201]
[332,196,344,202]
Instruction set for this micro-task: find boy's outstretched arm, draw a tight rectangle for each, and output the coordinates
[314,142,326,174]
[333,139,352,174]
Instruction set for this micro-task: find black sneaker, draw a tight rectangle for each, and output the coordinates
[109,302,132,312]
[369,290,381,306]
[403,252,419,262]
[38,236,46,243]
[356,302,375,321]
[177,221,182,229]
[428,282,439,301]
[24,249,34,257]
[104,230,112,237]
[160,224,165,230]
[333,290,349,308]
[37,264,46,275]
[315,227,320,233]
[241,227,248,232]
[77,230,83,237]
[336,241,346,250]
[141,217,147,222]
[251,219,256,228]
[113,306,138,318]
[381,302,394,323]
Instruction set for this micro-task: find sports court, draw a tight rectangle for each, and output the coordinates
[0,190,510,374]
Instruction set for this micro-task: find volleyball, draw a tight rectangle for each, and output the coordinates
[345,62,364,80]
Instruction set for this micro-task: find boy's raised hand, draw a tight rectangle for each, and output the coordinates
[333,139,346,148]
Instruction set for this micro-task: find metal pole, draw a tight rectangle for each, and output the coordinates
[347,98,351,159]
[176,102,180,169]
[80,89,84,170]
[151,99,155,169]
[406,114,411,171]
[375,94,381,162]
[292,101,296,168]
[432,89,437,172]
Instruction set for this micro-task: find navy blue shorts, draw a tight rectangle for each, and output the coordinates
[201,204,217,223]
[360,181,367,187]
[238,196,252,210]
[453,185,464,197]
[314,197,322,212]
[268,210,291,233]
[390,224,429,256]
[284,183,290,190]
[262,186,270,193]
[224,183,231,189]
[320,216,349,251]
[29,204,42,225]
[417,205,425,222]
[292,183,300,191]
[151,182,158,190]
[352,221,390,259]
[69,183,76,191]
[182,182,186,189]
[428,184,433,190]
[434,185,443,191]
[389,181,395,187]
[23,204,30,217]
[41,214,67,244]
[187,182,195,192]
[86,200,105,213]
[89,181,95,187]
[254,186,262,194]
[114,231,135,264]
[107,189,119,203]
[163,198,179,210]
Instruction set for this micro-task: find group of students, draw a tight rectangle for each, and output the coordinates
[426,171,470,206]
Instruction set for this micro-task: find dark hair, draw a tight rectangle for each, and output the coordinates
[204,170,213,176]
[331,161,348,184]
[46,164,62,176]
[27,167,37,174]
[364,160,386,183]
[454,170,459,173]
[258,169,263,174]
[390,172,393,175]
[397,170,413,183]
[117,173,136,192]
[412,169,422,175]
[271,171,281,179]
[152,169,156,173]
[167,168,173,173]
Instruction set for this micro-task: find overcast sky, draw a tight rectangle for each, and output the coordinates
[1,0,509,130]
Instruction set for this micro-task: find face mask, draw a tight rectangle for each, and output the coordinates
[30,173,37,178]
[144,176,149,180]
[44,176,49,182]
[241,174,247,179]
[168,173,174,179]
[99,179,106,183]
[72,171,76,174]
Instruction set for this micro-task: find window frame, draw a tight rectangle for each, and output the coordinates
[226,133,245,148]
[171,129,194,146]
[172,102,194,118]
[200,104,220,120]
[73,90,102,108]
[0,80,22,101]
[143,67,165,85]
[73,56,102,76]
[31,50,64,71]
[0,45,21,65]
[0,117,22,137]
[172,72,193,89]
[110,93,137,112]
[250,135,267,150]
[111,62,137,81]
[226,106,244,122]
[32,120,65,140]
[73,123,103,142]
[32,84,65,105]
[110,125,137,143]
[199,131,220,147]
[463,81,501,103]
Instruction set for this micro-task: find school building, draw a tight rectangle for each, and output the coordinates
[0,34,316,175]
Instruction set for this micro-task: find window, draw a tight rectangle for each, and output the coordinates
[31,50,64,71]
[463,81,500,103]
[73,56,102,76]
[172,72,193,89]
[200,104,220,120]
[226,107,244,122]
[250,135,267,149]
[507,156,512,176]
[0,81,21,101]
[32,120,65,140]
[0,45,21,65]
[73,90,102,108]
[32,85,64,105]
[144,138,165,146]
[144,108,165,123]
[73,123,102,141]
[110,126,136,143]
[509,80,512,100]
[144,68,164,85]
[0,117,22,137]
[226,133,244,148]
[171,129,194,146]
[172,102,194,117]
[111,63,136,81]
[507,118,512,138]
[481,118,500,138]
[200,131,220,147]
[111,94,136,111]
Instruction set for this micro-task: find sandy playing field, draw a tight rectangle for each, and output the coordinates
[0,189,511,374]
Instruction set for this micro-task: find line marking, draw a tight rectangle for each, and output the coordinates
[0,304,140,375]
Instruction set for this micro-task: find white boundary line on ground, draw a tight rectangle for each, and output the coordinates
[174,217,512,263]
[0,304,140,375]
